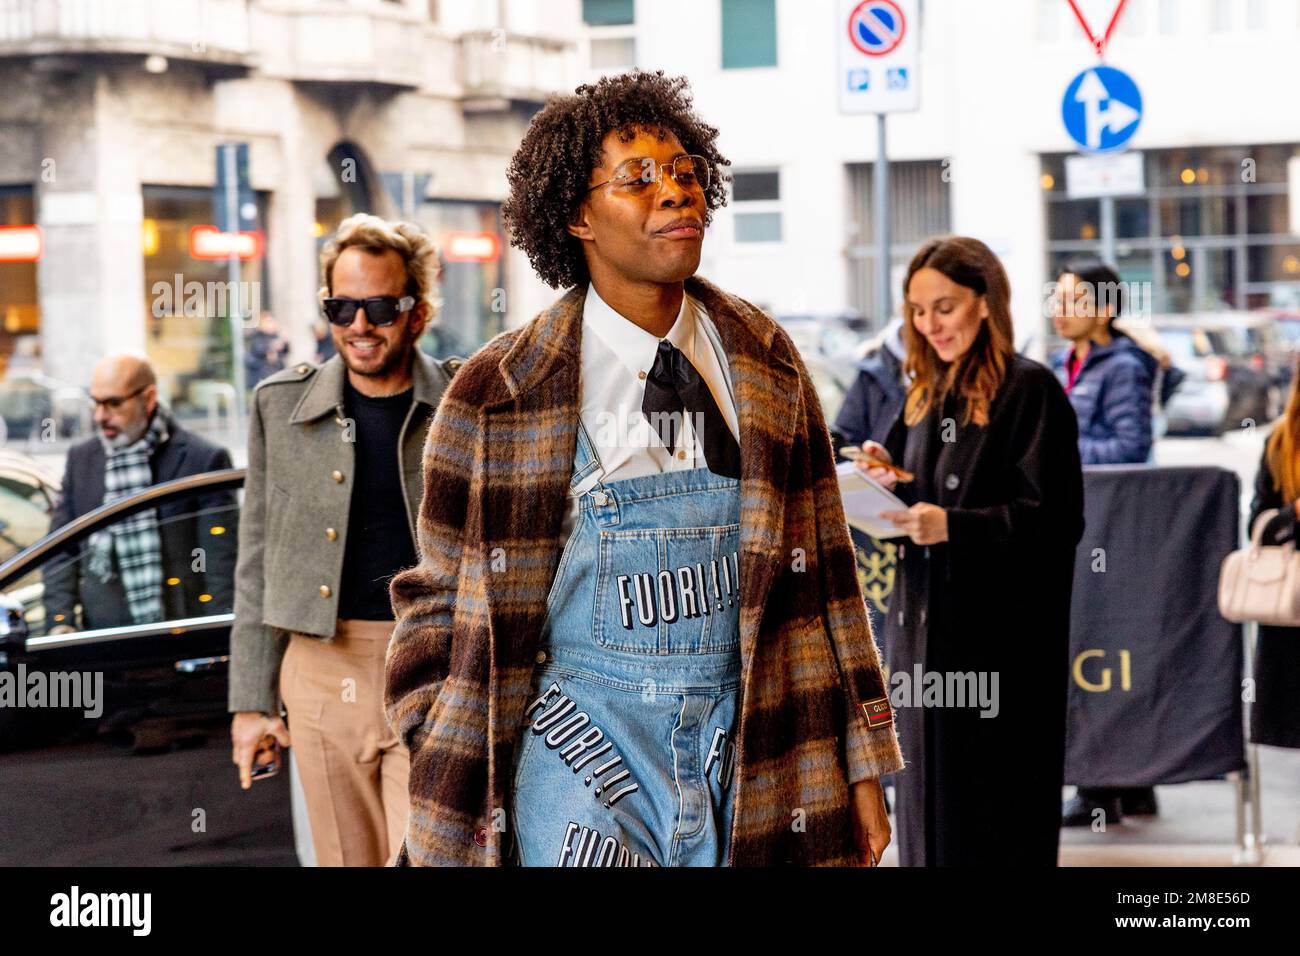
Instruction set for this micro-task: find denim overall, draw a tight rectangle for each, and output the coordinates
[510,391,743,867]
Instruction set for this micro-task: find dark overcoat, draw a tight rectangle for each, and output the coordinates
[1246,437,1300,749]
[384,276,906,866]
[43,420,236,630]
[882,354,1084,866]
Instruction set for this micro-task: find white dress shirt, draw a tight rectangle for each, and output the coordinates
[561,282,740,537]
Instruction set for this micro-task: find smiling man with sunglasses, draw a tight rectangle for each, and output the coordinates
[228,213,461,866]
[384,71,904,868]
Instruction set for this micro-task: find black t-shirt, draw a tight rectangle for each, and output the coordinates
[338,378,418,620]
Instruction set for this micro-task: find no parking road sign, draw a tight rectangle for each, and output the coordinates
[839,0,918,114]
[849,0,905,56]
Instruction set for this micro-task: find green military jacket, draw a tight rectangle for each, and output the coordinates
[228,351,459,714]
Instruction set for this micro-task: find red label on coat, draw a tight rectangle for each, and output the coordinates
[861,697,894,729]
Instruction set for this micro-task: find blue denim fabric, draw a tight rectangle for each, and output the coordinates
[509,422,742,867]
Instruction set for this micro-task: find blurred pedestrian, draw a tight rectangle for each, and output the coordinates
[1113,316,1186,444]
[244,312,289,387]
[832,317,909,452]
[1245,375,1300,750]
[311,316,337,364]
[44,354,235,633]
[228,213,460,866]
[861,235,1084,866]
[1049,259,1154,465]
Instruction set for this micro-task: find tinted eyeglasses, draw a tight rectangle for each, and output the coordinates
[322,295,416,327]
[587,154,710,195]
[89,384,149,411]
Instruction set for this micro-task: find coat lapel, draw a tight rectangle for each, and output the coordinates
[684,276,800,663]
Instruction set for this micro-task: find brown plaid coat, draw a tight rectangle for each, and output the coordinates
[385,275,905,866]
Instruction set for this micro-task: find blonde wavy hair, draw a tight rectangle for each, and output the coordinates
[318,213,441,318]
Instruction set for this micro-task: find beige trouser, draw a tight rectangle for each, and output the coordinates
[279,619,409,867]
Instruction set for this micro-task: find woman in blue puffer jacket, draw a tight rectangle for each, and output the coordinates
[1049,259,1155,465]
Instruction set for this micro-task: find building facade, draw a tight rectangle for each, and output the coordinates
[5,0,1299,417]
[0,0,580,416]
[578,0,1300,355]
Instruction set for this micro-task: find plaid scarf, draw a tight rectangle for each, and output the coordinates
[86,407,170,624]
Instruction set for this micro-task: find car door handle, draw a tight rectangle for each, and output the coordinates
[174,655,229,674]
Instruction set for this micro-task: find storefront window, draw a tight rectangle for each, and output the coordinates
[1044,144,1300,315]
[415,199,506,358]
[0,186,46,445]
[141,185,270,418]
[0,186,40,374]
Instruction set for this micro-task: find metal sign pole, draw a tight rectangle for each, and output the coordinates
[1234,618,1263,864]
[222,143,248,425]
[875,112,892,327]
[1100,194,1117,267]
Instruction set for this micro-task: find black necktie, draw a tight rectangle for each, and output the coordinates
[641,339,742,480]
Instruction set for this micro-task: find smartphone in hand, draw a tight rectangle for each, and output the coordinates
[250,734,281,782]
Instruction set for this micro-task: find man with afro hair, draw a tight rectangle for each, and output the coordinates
[385,70,904,867]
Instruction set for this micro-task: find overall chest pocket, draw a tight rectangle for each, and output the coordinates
[592,524,741,653]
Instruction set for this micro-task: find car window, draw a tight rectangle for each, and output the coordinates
[9,497,238,639]
[1211,327,1248,355]
[0,477,53,564]
[819,325,862,362]
[1160,329,1206,363]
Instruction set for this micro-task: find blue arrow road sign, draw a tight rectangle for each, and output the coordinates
[1061,66,1142,153]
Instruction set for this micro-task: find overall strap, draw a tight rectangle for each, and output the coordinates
[569,417,606,497]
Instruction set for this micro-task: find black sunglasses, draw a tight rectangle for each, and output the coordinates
[322,295,415,327]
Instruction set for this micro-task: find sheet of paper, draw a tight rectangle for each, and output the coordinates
[835,459,909,540]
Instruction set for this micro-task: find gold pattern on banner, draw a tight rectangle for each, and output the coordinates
[855,537,897,614]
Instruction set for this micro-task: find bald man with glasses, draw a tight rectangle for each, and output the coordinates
[44,353,236,634]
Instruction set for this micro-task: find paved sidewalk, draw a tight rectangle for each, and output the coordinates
[877,746,1300,867]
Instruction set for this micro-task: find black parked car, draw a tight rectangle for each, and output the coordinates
[0,469,297,866]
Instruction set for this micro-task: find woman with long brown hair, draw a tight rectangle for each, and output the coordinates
[1246,378,1300,750]
[858,236,1085,866]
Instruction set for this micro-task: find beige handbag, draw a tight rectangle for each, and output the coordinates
[1218,508,1300,626]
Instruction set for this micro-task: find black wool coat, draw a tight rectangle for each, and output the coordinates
[1246,437,1300,749]
[881,354,1084,867]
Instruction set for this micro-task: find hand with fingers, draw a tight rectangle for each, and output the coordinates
[230,711,291,790]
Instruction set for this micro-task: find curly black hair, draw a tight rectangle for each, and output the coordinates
[502,70,731,290]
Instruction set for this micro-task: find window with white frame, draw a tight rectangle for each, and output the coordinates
[584,0,636,72]
[731,170,782,244]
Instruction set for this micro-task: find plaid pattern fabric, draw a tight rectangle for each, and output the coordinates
[385,276,905,866]
[87,407,169,624]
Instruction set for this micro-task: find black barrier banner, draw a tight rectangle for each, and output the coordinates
[850,527,897,655]
[1066,466,1245,787]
